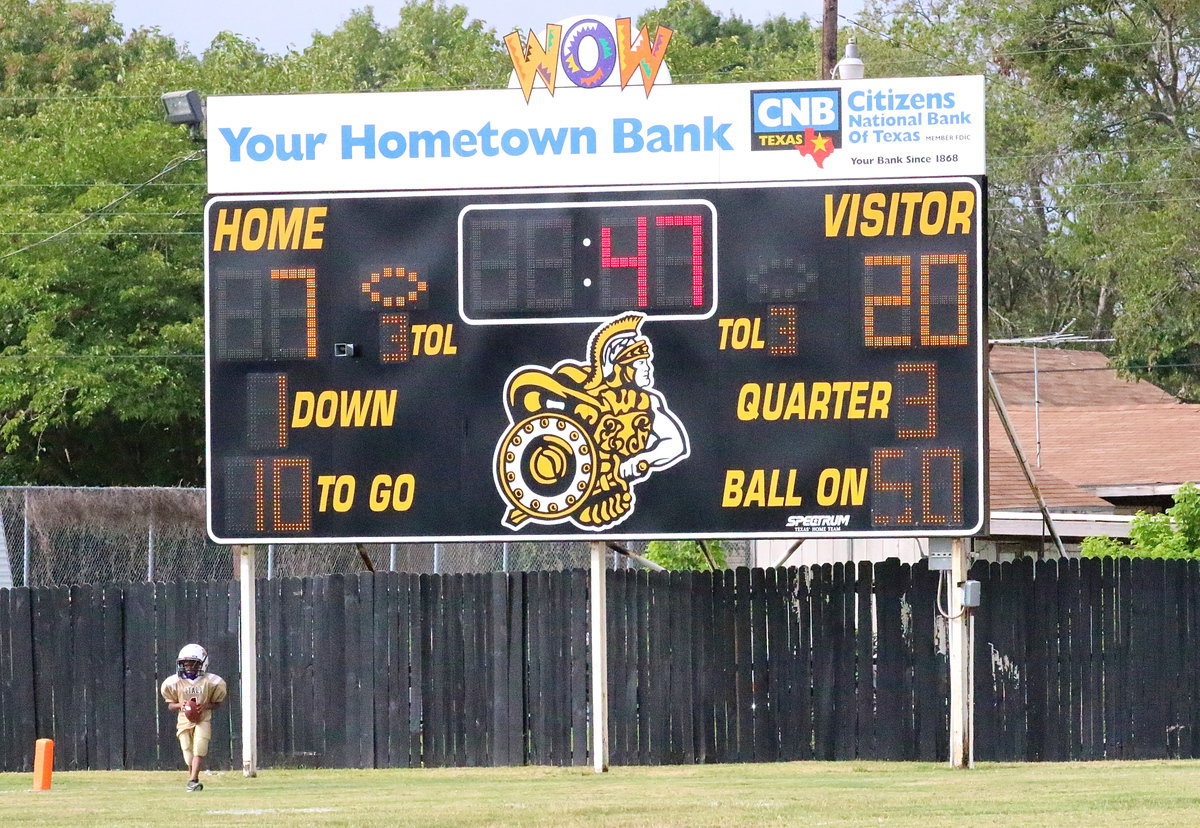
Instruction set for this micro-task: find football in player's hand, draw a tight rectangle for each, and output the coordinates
[182,699,202,723]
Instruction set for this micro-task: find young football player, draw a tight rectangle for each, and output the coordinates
[160,643,228,792]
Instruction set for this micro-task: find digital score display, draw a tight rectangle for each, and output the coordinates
[459,200,715,322]
[205,180,986,543]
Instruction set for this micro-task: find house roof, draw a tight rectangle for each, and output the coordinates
[986,345,1200,509]
[989,345,1182,407]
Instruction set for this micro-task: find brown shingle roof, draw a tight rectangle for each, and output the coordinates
[986,346,1200,499]
[987,412,1113,510]
[999,406,1200,488]
[989,345,1181,408]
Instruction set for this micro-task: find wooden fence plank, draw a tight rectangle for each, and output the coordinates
[790,566,814,761]
[407,573,425,767]
[809,565,834,760]
[1060,554,1080,763]
[98,584,125,769]
[423,572,446,767]
[488,572,510,767]
[445,573,466,767]
[854,561,874,759]
[0,589,35,772]
[832,563,856,760]
[1026,560,1053,760]
[569,569,588,767]
[294,577,320,764]
[711,569,734,764]
[1081,558,1104,759]
[983,560,1015,761]
[764,567,787,761]
[673,571,695,765]
[461,573,484,767]
[750,567,773,762]
[1186,561,1200,758]
[606,570,631,765]
[908,561,942,761]
[1132,560,1166,758]
[690,570,713,763]
[874,559,906,760]
[729,570,746,764]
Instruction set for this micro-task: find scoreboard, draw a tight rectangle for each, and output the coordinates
[206,177,985,542]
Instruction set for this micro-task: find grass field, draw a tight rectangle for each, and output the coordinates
[3,761,1200,827]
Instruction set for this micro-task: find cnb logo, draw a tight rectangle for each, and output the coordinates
[505,16,673,102]
[750,89,842,152]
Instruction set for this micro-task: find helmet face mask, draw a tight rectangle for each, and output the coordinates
[176,643,209,679]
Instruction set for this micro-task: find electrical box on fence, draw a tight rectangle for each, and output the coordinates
[961,579,981,607]
[926,537,953,571]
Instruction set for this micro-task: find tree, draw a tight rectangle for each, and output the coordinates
[858,0,1200,399]
[0,4,207,484]
[640,0,819,82]
[1082,483,1200,559]
[1001,0,1200,399]
[645,539,728,570]
[0,1,510,485]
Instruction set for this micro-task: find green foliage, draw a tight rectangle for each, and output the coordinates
[0,0,822,485]
[862,0,1200,398]
[645,539,728,570]
[5,0,1194,487]
[1082,483,1200,559]
[641,0,819,82]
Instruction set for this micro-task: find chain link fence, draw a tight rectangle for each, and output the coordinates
[0,487,751,589]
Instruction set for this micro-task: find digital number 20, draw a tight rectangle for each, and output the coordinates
[863,253,969,347]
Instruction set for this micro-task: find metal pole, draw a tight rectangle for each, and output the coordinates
[989,371,1067,556]
[433,542,441,574]
[238,545,258,777]
[948,538,973,768]
[389,543,397,572]
[1033,346,1042,468]
[266,544,274,580]
[22,489,30,588]
[147,520,155,582]
[502,542,509,573]
[589,541,609,772]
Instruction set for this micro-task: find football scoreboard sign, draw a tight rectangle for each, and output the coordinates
[205,70,986,543]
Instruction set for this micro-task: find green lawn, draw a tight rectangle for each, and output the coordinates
[3,761,1200,827]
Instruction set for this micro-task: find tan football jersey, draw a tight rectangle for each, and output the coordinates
[161,673,228,731]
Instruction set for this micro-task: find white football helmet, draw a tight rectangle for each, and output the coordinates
[176,643,209,677]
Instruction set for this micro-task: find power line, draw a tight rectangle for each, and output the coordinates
[0,354,202,359]
[0,231,201,236]
[0,150,204,261]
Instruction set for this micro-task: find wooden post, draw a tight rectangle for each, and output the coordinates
[238,545,258,777]
[820,0,839,78]
[589,541,609,772]
[948,537,973,768]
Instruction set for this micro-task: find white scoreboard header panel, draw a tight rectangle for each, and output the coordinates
[206,76,985,194]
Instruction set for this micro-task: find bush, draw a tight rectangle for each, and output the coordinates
[1082,482,1200,559]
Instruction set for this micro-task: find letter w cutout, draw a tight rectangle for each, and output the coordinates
[504,25,562,103]
[616,19,673,96]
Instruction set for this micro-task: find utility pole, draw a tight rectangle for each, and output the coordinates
[820,0,839,78]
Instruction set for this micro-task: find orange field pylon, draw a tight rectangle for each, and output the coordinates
[33,738,53,791]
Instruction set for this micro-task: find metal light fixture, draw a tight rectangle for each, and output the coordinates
[832,37,865,80]
[161,90,205,139]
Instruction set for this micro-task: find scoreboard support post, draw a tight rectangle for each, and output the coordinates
[238,544,259,777]
[948,537,974,768]
[589,541,610,773]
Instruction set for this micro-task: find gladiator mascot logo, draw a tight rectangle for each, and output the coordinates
[494,313,690,531]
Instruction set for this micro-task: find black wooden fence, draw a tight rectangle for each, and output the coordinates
[1,558,1198,772]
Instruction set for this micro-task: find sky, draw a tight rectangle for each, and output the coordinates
[107,1,868,56]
